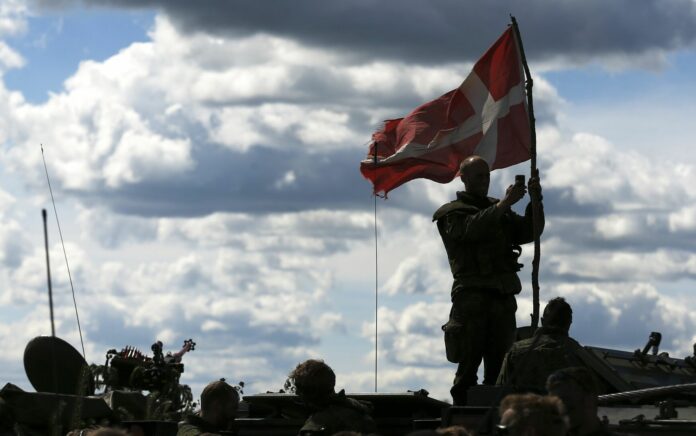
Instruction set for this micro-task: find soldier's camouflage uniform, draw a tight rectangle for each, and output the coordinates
[496,326,585,390]
[299,390,377,436]
[433,190,543,404]
[177,414,224,436]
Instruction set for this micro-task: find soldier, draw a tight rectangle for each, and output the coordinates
[497,393,568,436]
[177,379,239,436]
[546,367,614,436]
[0,398,16,436]
[288,359,376,435]
[434,156,544,405]
[496,297,584,390]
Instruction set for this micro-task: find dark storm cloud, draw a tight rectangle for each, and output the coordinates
[74,146,373,216]
[34,0,696,64]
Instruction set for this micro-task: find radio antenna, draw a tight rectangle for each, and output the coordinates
[40,144,86,360]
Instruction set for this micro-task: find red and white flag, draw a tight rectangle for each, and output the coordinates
[360,26,531,195]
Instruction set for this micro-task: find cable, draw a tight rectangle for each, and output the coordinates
[40,144,87,360]
[374,189,379,393]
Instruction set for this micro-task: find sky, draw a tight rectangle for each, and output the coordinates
[1,0,696,403]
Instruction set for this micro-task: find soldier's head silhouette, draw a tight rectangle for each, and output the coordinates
[498,393,567,436]
[289,359,336,404]
[541,297,572,332]
[200,379,240,428]
[459,156,491,197]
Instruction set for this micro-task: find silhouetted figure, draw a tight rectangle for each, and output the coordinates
[497,298,584,390]
[434,156,544,404]
[178,379,239,436]
[0,398,16,436]
[498,393,567,436]
[289,359,376,436]
[546,367,613,436]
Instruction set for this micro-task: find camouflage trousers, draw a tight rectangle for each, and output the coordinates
[443,289,517,405]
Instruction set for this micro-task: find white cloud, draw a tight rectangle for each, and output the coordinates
[362,303,450,368]
[669,205,696,233]
[77,206,157,249]
[0,41,24,70]
[155,209,373,255]
[103,130,193,187]
[542,131,696,207]
[0,0,27,38]
[594,214,643,239]
[547,282,696,354]
[546,247,696,281]
[316,312,346,334]
[274,170,296,190]
[0,186,15,214]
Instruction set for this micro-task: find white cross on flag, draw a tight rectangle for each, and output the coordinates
[360,26,531,195]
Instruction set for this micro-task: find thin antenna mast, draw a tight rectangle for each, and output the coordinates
[374,190,379,392]
[373,150,379,393]
[40,144,87,360]
[42,209,56,337]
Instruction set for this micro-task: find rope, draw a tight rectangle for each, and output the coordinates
[40,144,87,360]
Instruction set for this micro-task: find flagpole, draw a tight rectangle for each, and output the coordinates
[510,15,542,331]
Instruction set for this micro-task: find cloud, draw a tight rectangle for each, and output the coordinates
[669,205,696,233]
[0,0,28,38]
[0,230,342,394]
[0,41,24,70]
[1,13,570,217]
[544,247,696,282]
[31,0,696,69]
[362,303,450,368]
[78,206,157,248]
[340,365,455,402]
[0,17,468,216]
[532,128,696,250]
[0,0,27,71]
[547,282,696,355]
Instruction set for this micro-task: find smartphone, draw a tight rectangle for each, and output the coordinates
[515,174,525,186]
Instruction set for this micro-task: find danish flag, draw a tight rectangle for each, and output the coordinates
[360,26,531,195]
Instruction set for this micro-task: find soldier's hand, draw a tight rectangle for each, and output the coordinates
[499,182,526,209]
[527,169,542,200]
[528,173,542,201]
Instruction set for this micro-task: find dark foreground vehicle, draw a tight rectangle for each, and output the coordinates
[3,331,696,435]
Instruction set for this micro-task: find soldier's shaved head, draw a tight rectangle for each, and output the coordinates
[459,155,489,177]
[459,156,491,197]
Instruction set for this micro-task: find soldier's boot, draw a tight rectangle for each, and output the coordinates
[450,383,469,406]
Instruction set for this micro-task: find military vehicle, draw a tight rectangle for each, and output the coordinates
[235,330,696,435]
[0,335,194,435]
[4,328,696,435]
